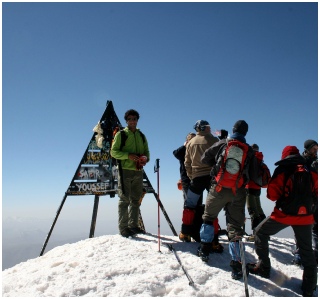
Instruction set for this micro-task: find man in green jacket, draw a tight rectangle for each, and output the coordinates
[111,109,150,237]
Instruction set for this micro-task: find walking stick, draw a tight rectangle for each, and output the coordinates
[142,171,177,236]
[154,159,161,252]
[165,243,194,286]
[231,236,249,297]
[239,238,249,297]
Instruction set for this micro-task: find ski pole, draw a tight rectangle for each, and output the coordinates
[142,171,178,236]
[231,236,249,297]
[239,239,249,297]
[154,159,161,252]
[239,237,249,297]
[165,243,195,286]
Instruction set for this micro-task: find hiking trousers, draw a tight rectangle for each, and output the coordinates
[184,175,211,209]
[246,192,264,218]
[117,169,143,233]
[295,207,318,263]
[246,190,265,230]
[202,185,246,241]
[254,217,317,292]
[180,175,209,235]
[181,180,190,202]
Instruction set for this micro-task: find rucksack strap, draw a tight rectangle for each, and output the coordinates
[120,130,127,151]
[119,130,145,151]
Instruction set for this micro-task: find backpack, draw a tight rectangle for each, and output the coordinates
[258,162,271,188]
[276,165,315,216]
[215,139,250,194]
[112,127,146,151]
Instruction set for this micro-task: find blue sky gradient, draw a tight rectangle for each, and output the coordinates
[3,2,318,238]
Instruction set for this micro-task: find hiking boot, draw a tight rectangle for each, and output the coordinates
[230,260,247,280]
[292,254,302,266]
[179,232,191,242]
[120,228,135,238]
[197,246,210,262]
[301,285,316,297]
[130,227,146,234]
[301,269,317,297]
[211,240,224,253]
[247,262,270,278]
[302,290,314,297]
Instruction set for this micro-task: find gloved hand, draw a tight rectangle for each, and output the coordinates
[177,179,182,190]
[136,155,148,170]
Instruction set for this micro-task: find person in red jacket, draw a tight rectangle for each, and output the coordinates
[245,144,267,233]
[247,146,318,297]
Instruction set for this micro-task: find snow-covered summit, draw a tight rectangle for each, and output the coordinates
[2,233,315,297]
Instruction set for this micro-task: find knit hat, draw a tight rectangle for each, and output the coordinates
[281,146,300,160]
[251,144,259,151]
[304,139,318,151]
[193,120,210,132]
[232,120,248,136]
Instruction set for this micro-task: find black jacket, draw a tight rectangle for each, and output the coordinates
[173,145,190,184]
[302,151,318,173]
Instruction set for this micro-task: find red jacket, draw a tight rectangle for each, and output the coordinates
[246,151,264,190]
[267,166,318,225]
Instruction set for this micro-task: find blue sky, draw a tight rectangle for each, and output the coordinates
[2,2,318,238]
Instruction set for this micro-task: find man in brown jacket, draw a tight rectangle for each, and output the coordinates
[179,120,219,243]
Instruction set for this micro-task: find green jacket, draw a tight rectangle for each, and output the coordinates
[111,127,150,171]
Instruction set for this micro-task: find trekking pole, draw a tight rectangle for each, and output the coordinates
[154,158,161,252]
[142,171,177,236]
[231,236,249,297]
[239,238,249,297]
[165,243,195,286]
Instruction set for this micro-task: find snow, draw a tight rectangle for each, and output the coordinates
[2,233,316,297]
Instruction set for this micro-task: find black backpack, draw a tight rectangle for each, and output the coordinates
[112,127,146,151]
[119,129,146,150]
[276,165,315,216]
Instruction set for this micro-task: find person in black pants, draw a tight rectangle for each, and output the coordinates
[292,140,318,265]
[247,146,318,297]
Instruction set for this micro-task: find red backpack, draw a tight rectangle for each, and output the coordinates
[215,140,249,194]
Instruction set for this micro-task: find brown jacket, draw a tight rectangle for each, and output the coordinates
[184,132,218,179]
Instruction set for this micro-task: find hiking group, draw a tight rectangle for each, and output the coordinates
[111,108,318,297]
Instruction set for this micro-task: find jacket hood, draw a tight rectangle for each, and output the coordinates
[274,154,306,166]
